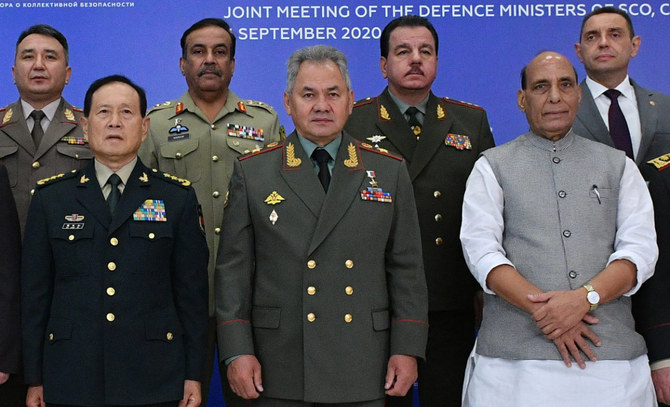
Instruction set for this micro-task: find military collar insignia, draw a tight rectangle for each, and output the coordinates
[648,153,670,171]
[80,175,90,184]
[237,101,247,114]
[175,102,184,115]
[139,172,149,183]
[437,104,446,119]
[2,108,12,124]
[65,214,85,222]
[343,143,359,168]
[265,191,285,205]
[285,142,302,167]
[133,199,167,222]
[64,108,75,121]
[445,133,472,150]
[380,105,391,121]
[360,170,392,203]
[269,209,279,225]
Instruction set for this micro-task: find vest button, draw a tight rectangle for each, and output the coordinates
[558,190,567,198]
[552,157,561,164]
[569,270,577,278]
[562,230,571,237]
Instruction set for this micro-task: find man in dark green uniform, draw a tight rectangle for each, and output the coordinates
[345,15,495,406]
[138,18,282,406]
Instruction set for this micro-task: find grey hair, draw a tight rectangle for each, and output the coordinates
[285,45,351,93]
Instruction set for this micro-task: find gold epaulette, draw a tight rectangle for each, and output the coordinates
[353,97,375,108]
[359,142,402,161]
[150,168,191,187]
[443,97,485,111]
[239,142,282,161]
[647,153,670,171]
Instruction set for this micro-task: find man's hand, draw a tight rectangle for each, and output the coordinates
[0,372,9,385]
[178,380,201,407]
[227,355,263,399]
[552,320,601,369]
[384,355,417,396]
[529,289,592,339]
[652,366,670,405]
[26,385,45,407]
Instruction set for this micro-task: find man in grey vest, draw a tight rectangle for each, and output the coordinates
[460,51,658,405]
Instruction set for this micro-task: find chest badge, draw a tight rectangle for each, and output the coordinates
[133,199,167,222]
[360,170,392,203]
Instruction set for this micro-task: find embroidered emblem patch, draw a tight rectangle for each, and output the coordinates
[133,199,167,221]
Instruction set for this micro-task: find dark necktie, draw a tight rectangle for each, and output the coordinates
[406,106,422,140]
[30,110,45,147]
[604,89,634,159]
[312,148,331,192]
[106,174,122,215]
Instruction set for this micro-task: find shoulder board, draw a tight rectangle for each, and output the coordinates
[0,106,7,113]
[71,106,83,113]
[442,97,484,111]
[148,100,175,114]
[239,142,282,161]
[36,169,78,188]
[149,168,192,187]
[353,97,376,108]
[359,142,402,161]
[244,100,276,113]
[646,153,670,171]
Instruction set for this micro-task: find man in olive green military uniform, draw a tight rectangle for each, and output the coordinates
[138,18,281,406]
[1,24,92,234]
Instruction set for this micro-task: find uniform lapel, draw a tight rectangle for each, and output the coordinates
[308,132,365,255]
[408,94,453,180]
[0,101,36,155]
[35,99,79,159]
[109,161,151,234]
[633,81,658,164]
[575,81,612,146]
[374,89,417,160]
[279,132,324,218]
[75,162,111,228]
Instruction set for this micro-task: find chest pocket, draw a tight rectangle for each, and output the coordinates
[159,139,201,182]
[128,221,173,241]
[51,223,95,277]
[226,132,264,155]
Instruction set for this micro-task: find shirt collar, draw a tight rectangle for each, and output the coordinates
[21,98,61,121]
[297,133,342,160]
[387,89,429,116]
[586,75,635,101]
[94,157,138,188]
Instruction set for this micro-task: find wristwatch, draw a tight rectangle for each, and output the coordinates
[582,284,600,312]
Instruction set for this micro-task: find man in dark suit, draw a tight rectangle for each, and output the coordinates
[636,153,670,405]
[573,6,670,165]
[0,24,92,232]
[344,15,495,406]
[21,75,208,407]
[216,45,428,406]
[0,164,23,406]
[573,7,670,401]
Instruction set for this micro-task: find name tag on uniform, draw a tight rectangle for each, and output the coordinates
[133,199,167,222]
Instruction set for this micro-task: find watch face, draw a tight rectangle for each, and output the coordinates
[587,290,600,305]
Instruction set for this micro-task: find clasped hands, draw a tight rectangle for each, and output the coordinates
[528,289,601,369]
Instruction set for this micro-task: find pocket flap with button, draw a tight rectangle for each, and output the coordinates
[145,317,183,342]
[46,318,73,343]
[159,138,199,159]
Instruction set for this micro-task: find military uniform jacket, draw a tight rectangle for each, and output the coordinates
[345,88,495,310]
[139,90,281,314]
[216,132,428,403]
[574,79,670,164]
[635,155,670,364]
[0,98,93,231]
[21,160,208,406]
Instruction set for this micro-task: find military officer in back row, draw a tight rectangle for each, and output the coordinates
[345,15,495,406]
[1,24,92,233]
[138,18,282,406]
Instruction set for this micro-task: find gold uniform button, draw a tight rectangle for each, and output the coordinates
[307,313,316,322]
[344,314,353,323]
[307,260,317,269]
[214,227,221,235]
[32,161,40,169]
[213,191,220,198]
[244,149,250,154]
[345,260,354,269]
[345,286,354,295]
[106,287,116,296]
[30,188,35,196]
[307,286,316,295]
[148,233,155,239]
[212,155,219,162]
[175,152,183,159]
[68,235,75,241]
[167,332,174,341]
[75,153,80,159]
[106,313,115,322]
[433,190,442,198]
[110,237,118,246]
[435,237,444,246]
[210,124,216,129]
[108,262,116,271]
[434,214,443,222]
[49,333,54,341]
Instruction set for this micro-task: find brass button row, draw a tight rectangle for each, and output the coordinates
[307,259,355,269]
[306,313,354,323]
